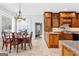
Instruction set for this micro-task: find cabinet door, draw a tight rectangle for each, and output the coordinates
[72,19,79,27]
[44,18,51,27]
[52,19,59,27]
[49,34,54,45]
[53,34,59,48]
[44,12,52,18]
[49,34,59,48]
[64,33,72,40]
[60,32,64,40]
[63,46,74,56]
[44,17,52,32]
[52,13,59,28]
[60,12,76,18]
[53,35,59,45]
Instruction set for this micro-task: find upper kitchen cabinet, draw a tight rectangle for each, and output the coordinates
[76,13,79,19]
[44,12,52,32]
[59,11,76,27]
[44,11,79,32]
[73,13,79,27]
[59,11,76,18]
[52,13,60,28]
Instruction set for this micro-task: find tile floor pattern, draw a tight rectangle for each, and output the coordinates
[0,38,61,56]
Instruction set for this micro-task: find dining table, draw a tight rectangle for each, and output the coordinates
[8,31,29,53]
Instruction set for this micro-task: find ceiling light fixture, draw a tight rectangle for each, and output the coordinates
[15,3,25,21]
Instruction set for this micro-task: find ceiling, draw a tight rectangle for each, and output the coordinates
[1,3,79,16]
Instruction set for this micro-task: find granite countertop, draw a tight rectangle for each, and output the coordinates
[59,40,79,54]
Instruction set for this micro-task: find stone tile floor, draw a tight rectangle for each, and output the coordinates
[0,38,61,56]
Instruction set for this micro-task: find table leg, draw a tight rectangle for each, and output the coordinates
[17,44,19,53]
[24,43,26,50]
[9,44,12,53]
[21,43,23,50]
[2,43,4,50]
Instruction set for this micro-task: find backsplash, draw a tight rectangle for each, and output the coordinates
[52,28,79,33]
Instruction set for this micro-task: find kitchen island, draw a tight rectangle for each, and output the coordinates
[59,40,79,56]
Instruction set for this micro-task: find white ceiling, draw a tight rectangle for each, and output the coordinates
[1,3,79,16]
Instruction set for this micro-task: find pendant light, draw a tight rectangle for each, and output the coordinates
[15,3,25,21]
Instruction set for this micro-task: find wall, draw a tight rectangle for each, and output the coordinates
[19,15,43,40]
[0,10,13,40]
[30,15,43,40]
[2,16,12,31]
[11,15,43,40]
[2,3,79,16]
[0,15,2,40]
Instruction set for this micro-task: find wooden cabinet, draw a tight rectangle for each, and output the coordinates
[73,13,79,27]
[44,11,79,49]
[44,11,79,29]
[52,20,59,27]
[44,18,52,32]
[60,32,73,40]
[60,11,76,18]
[60,18,72,26]
[61,45,79,56]
[60,41,79,56]
[48,34,59,48]
[59,11,76,27]
[44,12,52,17]
[76,13,79,19]
[73,19,79,27]
[52,13,59,28]
[63,33,73,40]
[46,32,73,48]
[74,53,79,56]
[44,12,52,32]
[62,45,74,56]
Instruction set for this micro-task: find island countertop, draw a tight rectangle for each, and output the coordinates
[59,40,79,55]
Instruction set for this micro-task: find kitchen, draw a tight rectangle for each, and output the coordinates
[44,11,79,56]
[0,3,79,56]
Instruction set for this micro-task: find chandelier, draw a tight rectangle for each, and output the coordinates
[15,3,25,21]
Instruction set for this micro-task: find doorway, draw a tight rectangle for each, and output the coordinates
[35,23,42,39]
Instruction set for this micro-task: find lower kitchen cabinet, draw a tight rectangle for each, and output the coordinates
[61,45,79,56]
[59,40,79,56]
[63,33,73,40]
[62,45,74,56]
[60,32,73,40]
[48,34,59,48]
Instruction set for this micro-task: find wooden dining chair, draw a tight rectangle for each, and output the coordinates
[24,32,33,50]
[9,32,24,53]
[17,32,24,50]
[9,32,16,53]
[2,32,12,51]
